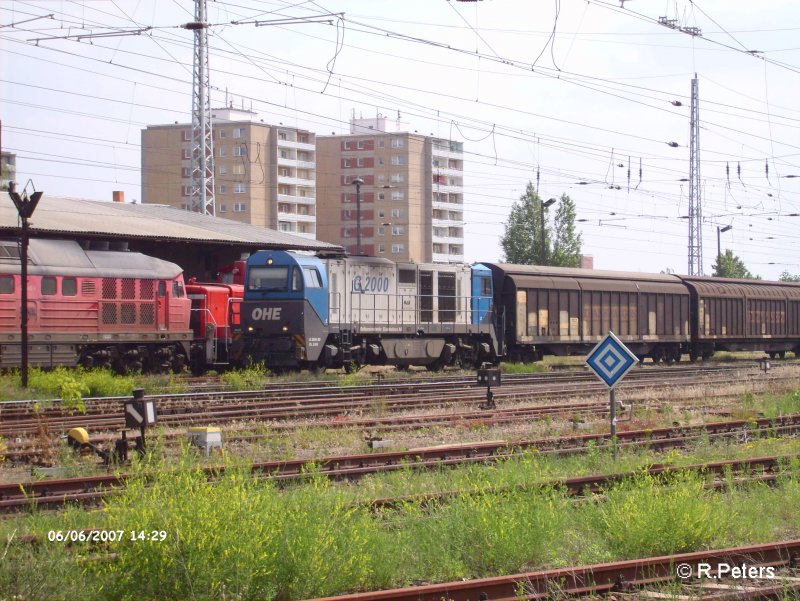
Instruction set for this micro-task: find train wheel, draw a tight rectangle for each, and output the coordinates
[308,362,326,376]
[425,359,444,372]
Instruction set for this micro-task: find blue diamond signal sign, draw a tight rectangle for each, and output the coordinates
[586,331,639,389]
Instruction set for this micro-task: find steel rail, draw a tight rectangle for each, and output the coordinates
[3,414,800,512]
[304,540,800,601]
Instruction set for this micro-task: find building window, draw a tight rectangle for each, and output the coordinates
[378,157,384,166]
[344,209,352,219]
[343,228,353,238]
[234,183,246,194]
[219,204,227,213]
[357,140,364,149]
[390,173,404,184]
[218,165,227,176]
[378,192,385,200]
[182,167,191,178]
[391,138,404,149]
[280,150,288,159]
[218,146,227,157]
[233,127,246,138]
[378,209,385,218]
[392,191,404,201]
[391,208,402,218]
[281,168,291,177]
[377,226,385,236]
[218,129,226,138]
[392,244,405,253]
[182,130,191,142]
[279,131,287,140]
[219,184,227,194]
[378,138,385,148]
[357,157,364,167]
[233,164,245,175]
[392,226,405,235]
[377,175,386,184]
[182,148,191,160]
[299,134,308,143]
[234,202,246,212]
[233,145,245,157]
[344,141,351,149]
[378,244,385,253]
[391,155,405,166]
[343,159,351,167]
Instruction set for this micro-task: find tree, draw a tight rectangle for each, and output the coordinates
[712,249,759,279]
[779,271,800,282]
[500,183,582,266]
[550,193,582,267]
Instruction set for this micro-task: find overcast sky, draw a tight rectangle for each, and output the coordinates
[2,0,799,279]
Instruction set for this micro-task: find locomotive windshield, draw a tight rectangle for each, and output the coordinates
[248,266,292,292]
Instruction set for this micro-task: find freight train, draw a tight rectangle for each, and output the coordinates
[236,250,800,371]
[0,239,242,373]
[3,238,799,374]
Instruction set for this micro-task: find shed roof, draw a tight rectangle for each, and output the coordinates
[0,195,342,253]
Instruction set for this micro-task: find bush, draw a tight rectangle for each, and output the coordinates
[220,363,271,390]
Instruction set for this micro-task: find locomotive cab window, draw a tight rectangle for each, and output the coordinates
[158,281,167,298]
[303,267,322,288]
[41,276,57,296]
[292,267,303,292]
[172,281,185,298]
[62,278,77,297]
[248,266,289,292]
[0,275,13,294]
[481,277,492,296]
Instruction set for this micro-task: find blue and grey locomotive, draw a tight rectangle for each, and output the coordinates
[236,251,500,372]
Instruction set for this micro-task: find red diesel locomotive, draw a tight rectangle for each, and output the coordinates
[0,239,243,373]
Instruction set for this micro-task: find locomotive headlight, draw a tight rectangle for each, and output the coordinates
[247,326,254,332]
[282,325,289,332]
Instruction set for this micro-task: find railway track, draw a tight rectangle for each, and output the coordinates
[0,362,787,439]
[3,413,800,512]
[304,540,800,601]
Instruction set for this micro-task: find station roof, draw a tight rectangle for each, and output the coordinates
[0,194,341,253]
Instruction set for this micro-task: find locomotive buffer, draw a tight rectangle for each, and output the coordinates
[585,331,638,459]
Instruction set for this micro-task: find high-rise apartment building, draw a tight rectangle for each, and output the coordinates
[316,117,464,263]
[1,152,16,190]
[141,108,317,238]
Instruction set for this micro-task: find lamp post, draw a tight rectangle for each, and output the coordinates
[351,176,365,255]
[8,181,43,388]
[540,197,556,265]
[717,224,733,270]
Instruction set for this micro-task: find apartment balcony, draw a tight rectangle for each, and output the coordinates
[432,234,464,246]
[278,193,316,205]
[432,217,465,229]
[278,212,316,223]
[277,139,315,152]
[432,251,464,264]
[277,175,314,187]
[431,147,463,161]
[277,157,316,171]
[432,200,463,212]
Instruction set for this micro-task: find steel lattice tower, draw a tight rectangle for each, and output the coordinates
[188,0,214,215]
[688,76,702,275]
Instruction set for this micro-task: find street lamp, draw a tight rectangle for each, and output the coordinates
[8,181,43,388]
[540,197,556,265]
[717,224,733,268]
[351,176,365,255]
